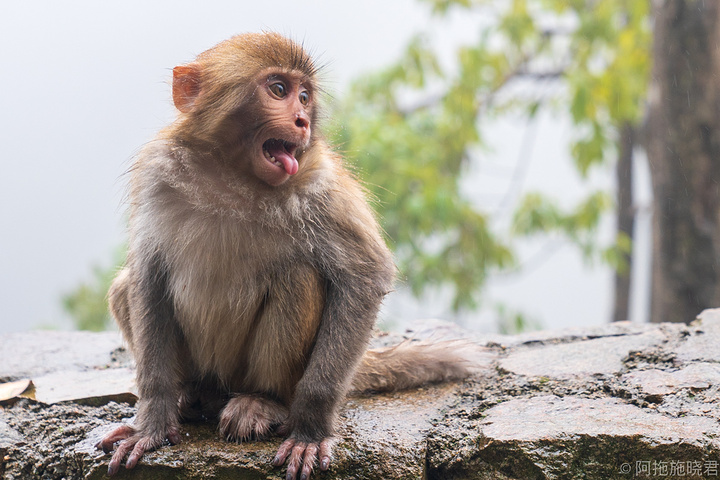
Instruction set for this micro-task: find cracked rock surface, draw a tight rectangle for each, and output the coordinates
[3,309,720,479]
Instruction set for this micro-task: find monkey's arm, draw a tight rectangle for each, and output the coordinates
[273,196,395,478]
[97,253,185,475]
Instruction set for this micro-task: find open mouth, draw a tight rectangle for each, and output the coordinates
[262,139,299,175]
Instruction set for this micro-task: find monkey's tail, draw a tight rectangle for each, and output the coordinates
[351,339,485,393]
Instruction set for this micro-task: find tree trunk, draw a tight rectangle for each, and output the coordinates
[646,0,720,323]
[612,123,635,322]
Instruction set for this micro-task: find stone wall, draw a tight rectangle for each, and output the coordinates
[2,309,720,479]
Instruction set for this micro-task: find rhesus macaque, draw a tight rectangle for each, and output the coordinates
[96,32,475,480]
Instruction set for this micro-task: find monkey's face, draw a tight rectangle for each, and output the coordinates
[172,62,316,187]
[244,71,314,187]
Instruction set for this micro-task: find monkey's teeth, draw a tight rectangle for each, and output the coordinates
[263,148,282,167]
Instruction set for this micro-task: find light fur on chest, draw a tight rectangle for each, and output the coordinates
[136,184,322,390]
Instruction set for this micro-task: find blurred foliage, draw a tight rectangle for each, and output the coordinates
[328,0,650,313]
[495,303,542,335]
[62,246,125,331]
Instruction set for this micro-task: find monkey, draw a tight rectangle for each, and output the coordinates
[95,32,476,480]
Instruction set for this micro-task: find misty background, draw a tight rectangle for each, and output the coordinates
[0,1,652,333]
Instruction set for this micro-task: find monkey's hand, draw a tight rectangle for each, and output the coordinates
[272,436,334,480]
[95,424,181,476]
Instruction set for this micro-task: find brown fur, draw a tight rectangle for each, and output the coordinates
[352,340,480,393]
[96,33,476,479]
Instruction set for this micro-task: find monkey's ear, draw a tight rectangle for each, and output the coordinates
[172,64,201,113]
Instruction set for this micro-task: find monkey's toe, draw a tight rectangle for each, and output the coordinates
[95,424,135,453]
[219,394,288,441]
[273,436,334,480]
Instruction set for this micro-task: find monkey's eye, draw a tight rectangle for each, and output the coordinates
[269,82,287,98]
[299,90,310,106]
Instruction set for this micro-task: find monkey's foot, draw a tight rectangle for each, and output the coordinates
[219,394,288,441]
[272,437,334,480]
[95,424,181,476]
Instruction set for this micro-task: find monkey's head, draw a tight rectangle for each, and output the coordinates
[171,32,319,187]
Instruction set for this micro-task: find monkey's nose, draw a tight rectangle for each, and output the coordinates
[295,113,310,130]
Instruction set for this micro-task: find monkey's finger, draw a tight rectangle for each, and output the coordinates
[318,438,333,470]
[125,439,148,469]
[300,443,318,480]
[96,438,114,454]
[107,438,135,476]
[285,442,307,480]
[95,425,134,453]
[273,438,296,466]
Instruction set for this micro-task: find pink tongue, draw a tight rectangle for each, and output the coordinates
[267,143,298,175]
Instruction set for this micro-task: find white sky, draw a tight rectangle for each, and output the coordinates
[0,1,650,333]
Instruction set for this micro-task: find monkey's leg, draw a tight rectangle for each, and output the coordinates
[108,268,134,352]
[97,257,187,476]
[219,394,288,441]
[98,269,137,442]
[272,234,394,479]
